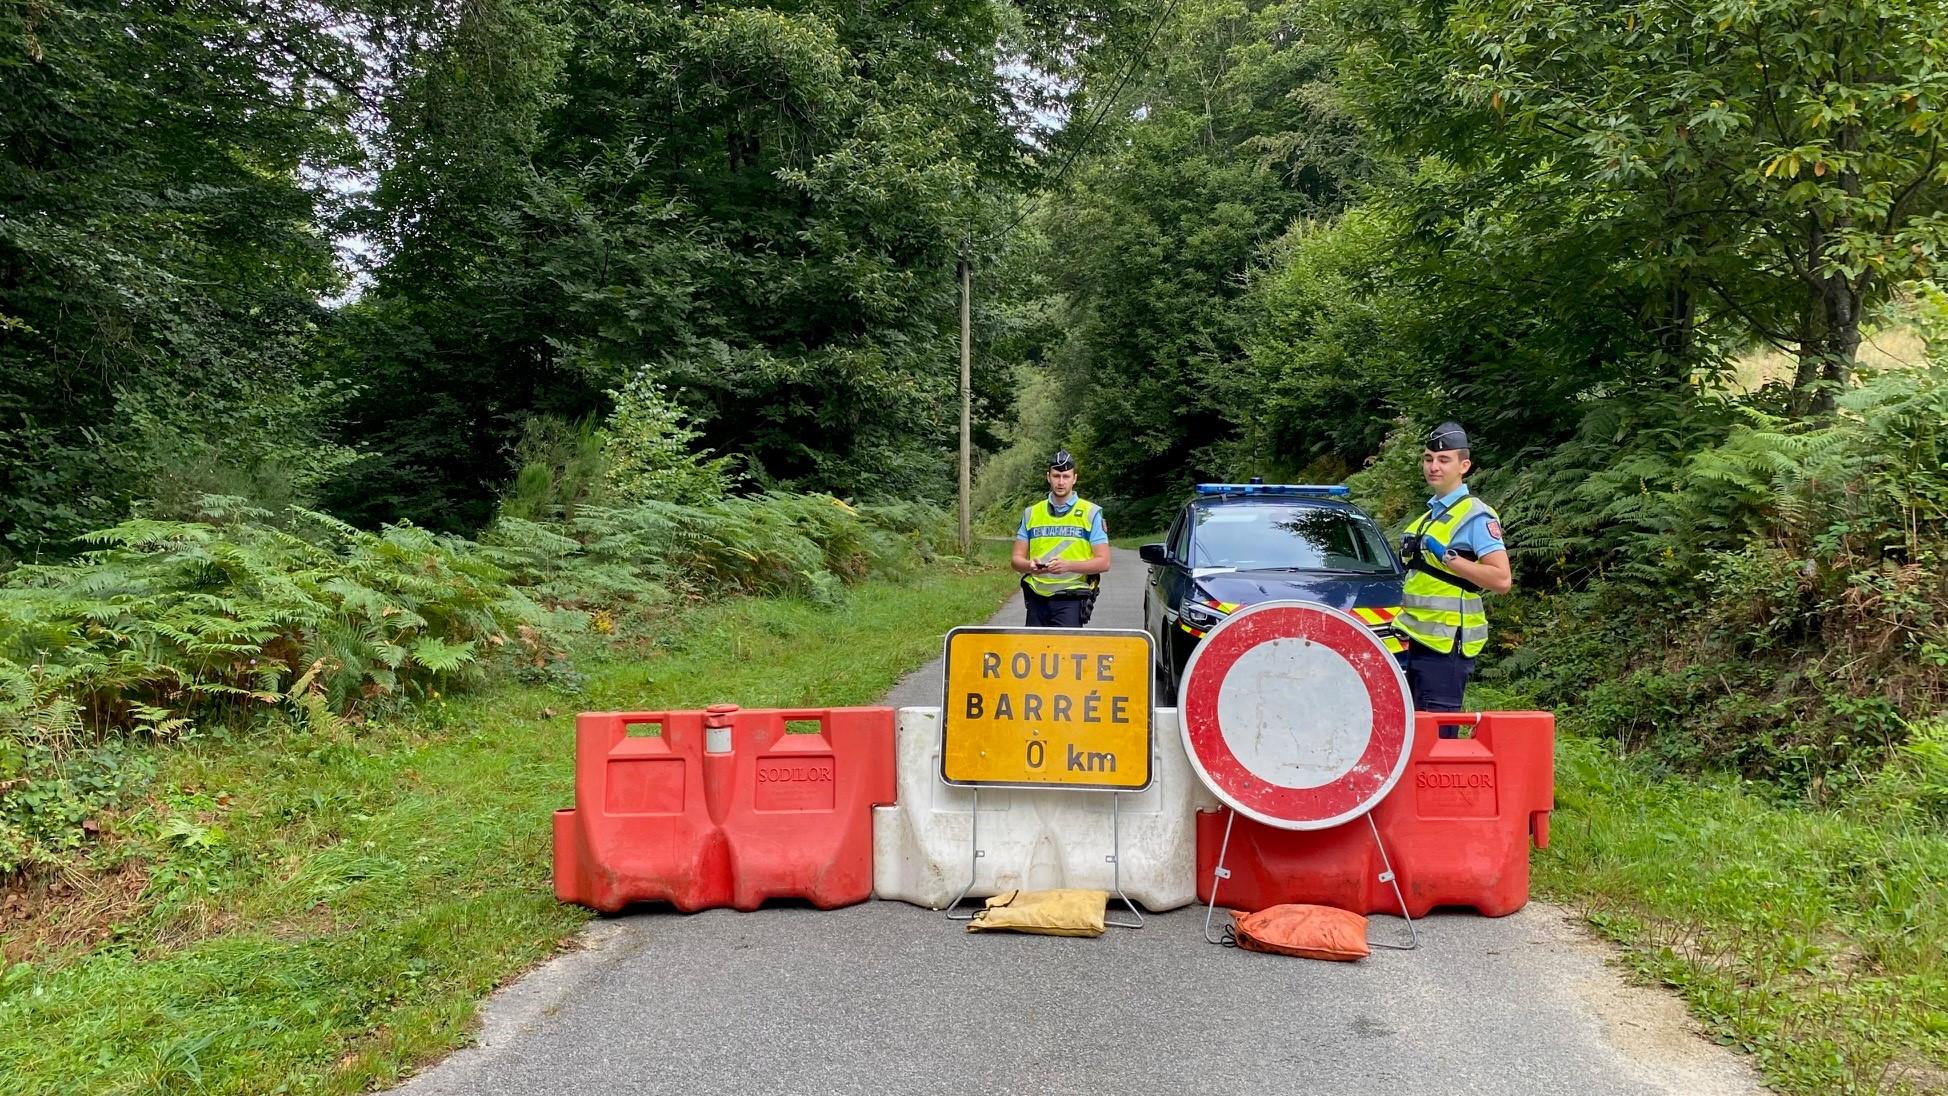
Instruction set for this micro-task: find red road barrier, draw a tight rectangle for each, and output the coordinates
[553,705,895,913]
[1196,711,1553,917]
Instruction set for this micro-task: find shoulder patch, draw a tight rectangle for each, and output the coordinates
[1486,520,1503,541]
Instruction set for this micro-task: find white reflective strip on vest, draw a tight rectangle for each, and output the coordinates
[1401,591,1484,613]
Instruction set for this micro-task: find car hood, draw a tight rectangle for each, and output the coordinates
[1193,568,1403,612]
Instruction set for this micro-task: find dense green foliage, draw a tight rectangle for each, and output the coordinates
[0,493,952,874]
[320,0,1154,528]
[2,0,1150,549]
[0,0,363,556]
[974,0,1948,781]
[1040,0,1368,523]
[1482,361,1948,788]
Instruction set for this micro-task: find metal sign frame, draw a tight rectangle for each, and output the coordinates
[1178,600,1421,951]
[938,625,1155,793]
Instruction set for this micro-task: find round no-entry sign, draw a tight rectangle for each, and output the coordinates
[1180,600,1413,831]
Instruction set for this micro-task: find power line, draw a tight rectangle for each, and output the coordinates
[954,0,1183,548]
[978,0,1187,248]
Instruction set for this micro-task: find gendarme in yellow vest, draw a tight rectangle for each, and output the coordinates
[1397,494,1497,657]
[1023,496,1100,597]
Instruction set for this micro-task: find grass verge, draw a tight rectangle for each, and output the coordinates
[0,561,1017,1095]
[1466,685,1948,1095]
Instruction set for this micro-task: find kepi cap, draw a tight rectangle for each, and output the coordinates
[1048,449,1076,471]
[1426,421,1470,452]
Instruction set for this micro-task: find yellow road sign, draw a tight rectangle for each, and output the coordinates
[940,627,1153,791]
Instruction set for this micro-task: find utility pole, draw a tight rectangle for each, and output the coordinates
[958,241,972,557]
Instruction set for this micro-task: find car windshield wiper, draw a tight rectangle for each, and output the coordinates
[1260,566,1387,575]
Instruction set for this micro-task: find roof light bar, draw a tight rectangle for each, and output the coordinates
[1194,483,1350,497]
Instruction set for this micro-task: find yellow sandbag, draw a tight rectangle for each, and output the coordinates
[965,888,1109,937]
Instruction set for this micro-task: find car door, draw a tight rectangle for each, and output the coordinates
[1146,510,1185,647]
[1160,511,1196,645]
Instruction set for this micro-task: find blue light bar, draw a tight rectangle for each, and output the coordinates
[1194,483,1350,497]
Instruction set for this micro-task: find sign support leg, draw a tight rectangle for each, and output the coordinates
[1365,812,1420,950]
[1201,808,1238,944]
[1203,809,1421,950]
[1104,792,1143,929]
[944,786,986,921]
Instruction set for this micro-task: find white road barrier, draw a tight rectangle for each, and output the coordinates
[872,706,1218,911]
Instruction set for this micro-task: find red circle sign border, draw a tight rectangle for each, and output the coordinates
[1179,600,1413,831]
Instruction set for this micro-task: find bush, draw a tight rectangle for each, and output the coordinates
[1481,360,1948,784]
[0,507,525,744]
[599,370,734,506]
[0,490,951,877]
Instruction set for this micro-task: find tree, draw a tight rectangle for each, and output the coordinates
[601,368,733,506]
[0,0,366,556]
[1039,0,1370,514]
[1329,0,1948,413]
[327,0,1133,528]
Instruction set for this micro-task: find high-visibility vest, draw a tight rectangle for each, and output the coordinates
[1397,494,1497,656]
[1023,497,1101,597]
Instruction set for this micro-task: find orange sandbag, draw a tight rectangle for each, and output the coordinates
[1229,904,1369,961]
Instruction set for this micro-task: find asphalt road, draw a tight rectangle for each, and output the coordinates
[392,548,1767,1096]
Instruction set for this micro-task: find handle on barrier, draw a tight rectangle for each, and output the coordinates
[730,708,837,753]
[580,712,676,758]
[603,717,678,759]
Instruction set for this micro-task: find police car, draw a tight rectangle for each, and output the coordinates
[1140,483,1407,701]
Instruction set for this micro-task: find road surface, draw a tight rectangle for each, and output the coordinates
[392,548,1766,1096]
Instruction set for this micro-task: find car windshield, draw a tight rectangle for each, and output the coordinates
[1190,505,1395,573]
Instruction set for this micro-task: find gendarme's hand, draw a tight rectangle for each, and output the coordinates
[1040,559,1068,575]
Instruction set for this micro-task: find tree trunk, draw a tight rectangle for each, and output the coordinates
[1654,279,1695,370]
[1813,126,1868,414]
[1789,306,1823,415]
[1792,272,1862,417]
[1816,270,1861,412]
[1788,207,1864,417]
[1789,215,1826,416]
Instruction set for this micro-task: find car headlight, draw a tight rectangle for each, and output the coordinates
[1180,598,1237,630]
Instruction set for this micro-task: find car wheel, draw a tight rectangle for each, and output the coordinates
[1158,630,1182,707]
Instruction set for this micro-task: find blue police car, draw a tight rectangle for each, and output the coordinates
[1139,483,1407,702]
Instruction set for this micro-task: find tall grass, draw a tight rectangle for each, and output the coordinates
[1466,678,1948,1096]
[0,561,1017,1095]
[0,494,957,876]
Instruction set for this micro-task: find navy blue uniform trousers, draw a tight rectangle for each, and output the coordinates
[1023,588,1088,627]
[1395,643,1474,737]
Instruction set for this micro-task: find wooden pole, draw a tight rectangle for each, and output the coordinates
[958,245,972,556]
